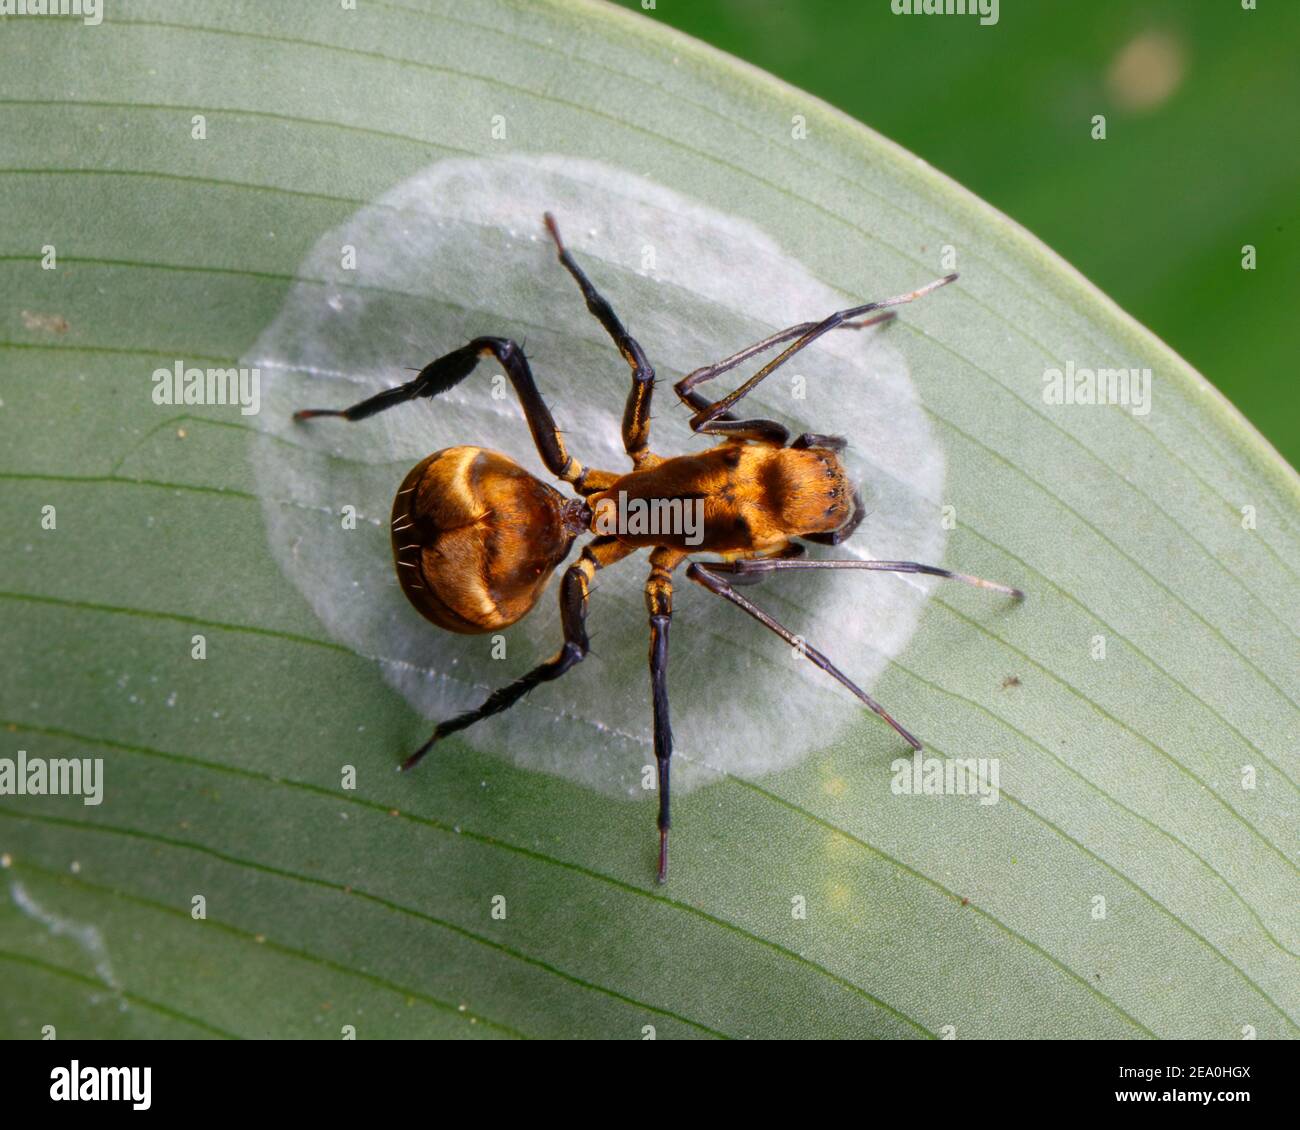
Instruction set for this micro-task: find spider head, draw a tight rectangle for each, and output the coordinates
[391,446,577,633]
[765,444,855,538]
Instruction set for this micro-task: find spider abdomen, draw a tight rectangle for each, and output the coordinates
[391,446,577,633]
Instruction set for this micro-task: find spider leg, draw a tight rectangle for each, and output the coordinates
[686,562,923,750]
[644,547,685,882]
[791,432,847,452]
[674,311,897,414]
[695,418,791,445]
[293,335,616,495]
[706,556,1025,599]
[400,536,634,771]
[721,540,805,586]
[679,276,956,437]
[543,212,658,467]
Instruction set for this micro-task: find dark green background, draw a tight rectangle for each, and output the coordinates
[616,0,1298,465]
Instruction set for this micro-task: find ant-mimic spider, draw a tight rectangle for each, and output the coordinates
[294,212,1023,882]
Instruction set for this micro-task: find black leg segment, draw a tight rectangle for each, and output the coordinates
[705,556,1024,598]
[294,336,600,490]
[400,536,633,771]
[686,562,923,750]
[674,310,897,408]
[678,276,955,432]
[791,432,847,452]
[644,547,682,883]
[543,212,658,464]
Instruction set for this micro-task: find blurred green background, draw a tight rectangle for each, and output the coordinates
[615,0,1298,466]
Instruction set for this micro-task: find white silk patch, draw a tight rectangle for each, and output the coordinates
[245,154,947,797]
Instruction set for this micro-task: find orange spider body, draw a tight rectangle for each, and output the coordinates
[392,441,854,636]
[297,211,1020,882]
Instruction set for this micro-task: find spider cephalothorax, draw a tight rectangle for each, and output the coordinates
[295,212,1023,882]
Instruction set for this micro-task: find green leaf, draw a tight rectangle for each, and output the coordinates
[1,0,1295,1040]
